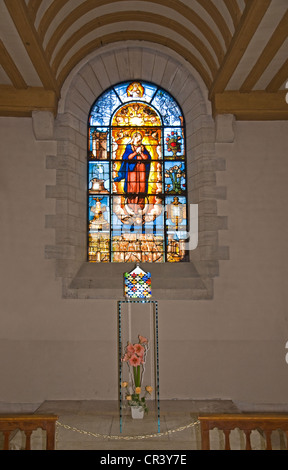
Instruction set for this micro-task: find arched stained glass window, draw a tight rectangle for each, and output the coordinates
[88,80,188,263]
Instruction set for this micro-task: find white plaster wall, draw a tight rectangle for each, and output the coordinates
[0,116,288,409]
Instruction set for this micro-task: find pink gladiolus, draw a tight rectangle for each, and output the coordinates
[122,353,131,362]
[126,343,135,355]
[138,335,148,344]
[129,354,142,367]
[134,343,145,355]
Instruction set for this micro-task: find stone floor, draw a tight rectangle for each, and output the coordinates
[42,399,239,451]
[2,400,287,451]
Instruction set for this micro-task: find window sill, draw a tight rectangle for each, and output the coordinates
[67,261,213,300]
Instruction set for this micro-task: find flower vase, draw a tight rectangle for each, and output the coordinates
[131,406,144,419]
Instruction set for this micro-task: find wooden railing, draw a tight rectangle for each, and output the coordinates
[0,414,58,450]
[198,413,288,450]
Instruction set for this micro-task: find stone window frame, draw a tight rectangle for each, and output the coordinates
[40,44,229,300]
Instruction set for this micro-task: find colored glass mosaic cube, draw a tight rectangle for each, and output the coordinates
[124,265,152,299]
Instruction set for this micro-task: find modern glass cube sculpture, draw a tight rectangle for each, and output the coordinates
[124,264,152,299]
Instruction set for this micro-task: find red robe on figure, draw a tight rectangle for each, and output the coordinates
[114,143,151,211]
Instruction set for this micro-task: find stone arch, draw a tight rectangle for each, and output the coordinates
[45,42,228,299]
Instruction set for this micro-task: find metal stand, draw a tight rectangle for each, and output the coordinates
[118,300,160,433]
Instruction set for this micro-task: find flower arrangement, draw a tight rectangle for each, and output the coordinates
[121,335,153,414]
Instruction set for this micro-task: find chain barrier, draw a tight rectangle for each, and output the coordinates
[56,418,200,441]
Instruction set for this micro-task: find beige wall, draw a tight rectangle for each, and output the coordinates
[1,115,288,409]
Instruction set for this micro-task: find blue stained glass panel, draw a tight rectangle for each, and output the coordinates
[151,90,183,126]
[88,195,110,227]
[165,195,188,262]
[164,161,186,195]
[90,89,121,126]
[164,127,185,158]
[89,127,110,159]
[88,195,111,262]
[88,161,110,193]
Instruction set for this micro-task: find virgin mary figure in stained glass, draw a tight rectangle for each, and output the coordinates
[114,131,151,211]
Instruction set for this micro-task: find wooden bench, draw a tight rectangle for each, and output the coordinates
[0,414,58,450]
[198,413,288,450]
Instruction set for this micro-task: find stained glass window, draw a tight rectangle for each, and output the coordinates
[88,81,188,263]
